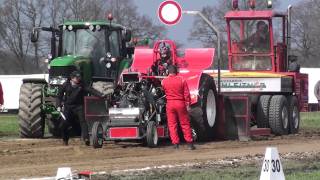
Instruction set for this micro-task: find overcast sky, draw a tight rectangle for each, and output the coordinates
[133,0,303,47]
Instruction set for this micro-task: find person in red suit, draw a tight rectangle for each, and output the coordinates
[0,82,3,108]
[161,65,195,150]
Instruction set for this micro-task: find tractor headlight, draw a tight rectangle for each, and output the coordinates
[49,77,67,85]
[51,79,58,84]
[106,62,112,68]
[68,25,73,31]
[106,52,112,58]
[96,25,101,31]
[89,24,94,31]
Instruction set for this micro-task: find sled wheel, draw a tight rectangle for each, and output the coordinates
[257,95,271,128]
[146,121,158,148]
[92,121,104,148]
[269,95,289,135]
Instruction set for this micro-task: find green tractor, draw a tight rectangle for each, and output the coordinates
[18,20,133,138]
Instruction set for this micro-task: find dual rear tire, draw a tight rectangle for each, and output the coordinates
[257,95,300,135]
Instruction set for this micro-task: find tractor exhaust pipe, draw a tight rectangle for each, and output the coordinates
[287,5,292,56]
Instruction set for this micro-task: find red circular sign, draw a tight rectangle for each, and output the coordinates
[158,1,182,26]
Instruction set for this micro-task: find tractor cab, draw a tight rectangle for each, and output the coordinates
[226,5,290,73]
[31,20,132,87]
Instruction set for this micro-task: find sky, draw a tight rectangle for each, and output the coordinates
[133,0,303,48]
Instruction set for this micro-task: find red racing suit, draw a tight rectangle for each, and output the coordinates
[162,74,193,144]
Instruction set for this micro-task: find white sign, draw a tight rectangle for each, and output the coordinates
[217,77,284,92]
[56,167,73,180]
[260,147,285,180]
[158,0,182,26]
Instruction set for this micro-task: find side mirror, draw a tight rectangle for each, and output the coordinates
[123,29,132,42]
[31,28,39,42]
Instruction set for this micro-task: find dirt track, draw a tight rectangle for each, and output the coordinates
[1,131,320,179]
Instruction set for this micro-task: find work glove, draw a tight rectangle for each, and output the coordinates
[57,107,62,112]
[186,105,191,112]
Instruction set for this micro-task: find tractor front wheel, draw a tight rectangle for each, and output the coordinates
[91,121,104,148]
[146,121,158,148]
[269,95,289,135]
[18,83,45,138]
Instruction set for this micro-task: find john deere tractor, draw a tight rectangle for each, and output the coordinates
[18,20,133,138]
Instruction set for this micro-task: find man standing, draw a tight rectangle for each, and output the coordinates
[315,80,320,109]
[243,21,270,51]
[162,65,195,150]
[57,71,104,146]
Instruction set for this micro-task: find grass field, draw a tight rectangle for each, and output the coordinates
[124,159,320,180]
[1,112,319,137]
[300,111,320,130]
[0,115,18,136]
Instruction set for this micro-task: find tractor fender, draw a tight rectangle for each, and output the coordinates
[22,78,47,84]
[177,48,215,105]
[178,48,215,71]
[179,72,214,105]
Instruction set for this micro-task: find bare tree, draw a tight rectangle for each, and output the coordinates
[64,0,105,20]
[0,0,29,72]
[292,0,320,67]
[105,0,167,40]
[21,0,46,69]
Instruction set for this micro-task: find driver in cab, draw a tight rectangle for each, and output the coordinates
[242,21,270,52]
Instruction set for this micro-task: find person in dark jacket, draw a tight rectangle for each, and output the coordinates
[315,80,320,109]
[0,82,3,108]
[161,65,195,150]
[57,71,104,146]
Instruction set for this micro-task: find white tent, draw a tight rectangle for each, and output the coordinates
[0,74,48,110]
[300,68,319,104]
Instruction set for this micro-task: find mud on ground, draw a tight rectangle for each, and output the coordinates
[1,130,320,179]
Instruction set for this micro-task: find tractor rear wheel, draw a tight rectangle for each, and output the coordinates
[92,121,104,148]
[257,95,271,128]
[189,77,217,141]
[288,96,300,134]
[18,83,45,138]
[146,121,158,148]
[269,95,289,135]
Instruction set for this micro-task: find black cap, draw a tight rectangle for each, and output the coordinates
[70,71,81,78]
